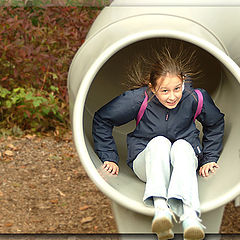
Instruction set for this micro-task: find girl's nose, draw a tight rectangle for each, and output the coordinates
[169,91,175,100]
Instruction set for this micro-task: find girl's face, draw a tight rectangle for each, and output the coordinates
[151,74,183,109]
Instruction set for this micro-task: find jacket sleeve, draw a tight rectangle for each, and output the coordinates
[92,89,142,165]
[196,89,225,167]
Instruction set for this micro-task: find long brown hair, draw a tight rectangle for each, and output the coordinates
[125,39,201,90]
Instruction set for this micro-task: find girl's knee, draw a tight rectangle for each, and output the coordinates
[171,139,197,167]
[172,139,193,153]
[146,136,171,151]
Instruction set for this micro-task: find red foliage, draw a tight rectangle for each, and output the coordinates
[0,7,101,103]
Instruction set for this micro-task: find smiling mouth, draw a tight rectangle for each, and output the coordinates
[167,100,177,105]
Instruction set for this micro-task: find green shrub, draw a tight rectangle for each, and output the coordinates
[0,85,69,134]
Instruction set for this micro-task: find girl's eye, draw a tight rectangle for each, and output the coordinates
[162,89,168,93]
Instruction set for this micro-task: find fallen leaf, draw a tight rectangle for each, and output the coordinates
[0,190,3,197]
[80,205,90,211]
[7,144,17,150]
[73,170,79,175]
[4,222,13,227]
[81,217,94,224]
[25,134,36,140]
[28,184,36,189]
[4,150,14,156]
[50,199,59,204]
[54,129,60,136]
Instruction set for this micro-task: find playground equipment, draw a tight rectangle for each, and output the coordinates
[68,0,240,234]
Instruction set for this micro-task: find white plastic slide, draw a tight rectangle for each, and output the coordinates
[68,0,240,233]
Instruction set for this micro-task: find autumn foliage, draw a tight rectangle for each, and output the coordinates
[0,6,100,135]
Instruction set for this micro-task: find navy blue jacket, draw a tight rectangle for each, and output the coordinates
[92,83,224,170]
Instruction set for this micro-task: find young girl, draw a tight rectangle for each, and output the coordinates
[92,42,224,240]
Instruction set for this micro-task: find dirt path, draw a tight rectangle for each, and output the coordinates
[0,132,239,233]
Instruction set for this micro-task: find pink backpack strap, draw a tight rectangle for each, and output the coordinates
[136,91,148,126]
[194,89,203,121]
[136,89,203,125]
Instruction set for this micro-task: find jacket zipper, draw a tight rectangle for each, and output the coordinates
[165,110,169,136]
[165,111,169,121]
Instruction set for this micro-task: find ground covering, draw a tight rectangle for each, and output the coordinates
[0,133,239,234]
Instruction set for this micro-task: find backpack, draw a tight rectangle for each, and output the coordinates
[136,89,203,126]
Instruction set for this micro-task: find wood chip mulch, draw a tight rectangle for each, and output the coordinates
[0,132,239,234]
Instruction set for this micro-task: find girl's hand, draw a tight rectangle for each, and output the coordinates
[199,162,219,177]
[102,161,119,175]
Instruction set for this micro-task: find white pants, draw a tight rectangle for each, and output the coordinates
[133,136,200,217]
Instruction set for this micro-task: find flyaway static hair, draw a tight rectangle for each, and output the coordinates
[125,39,202,90]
